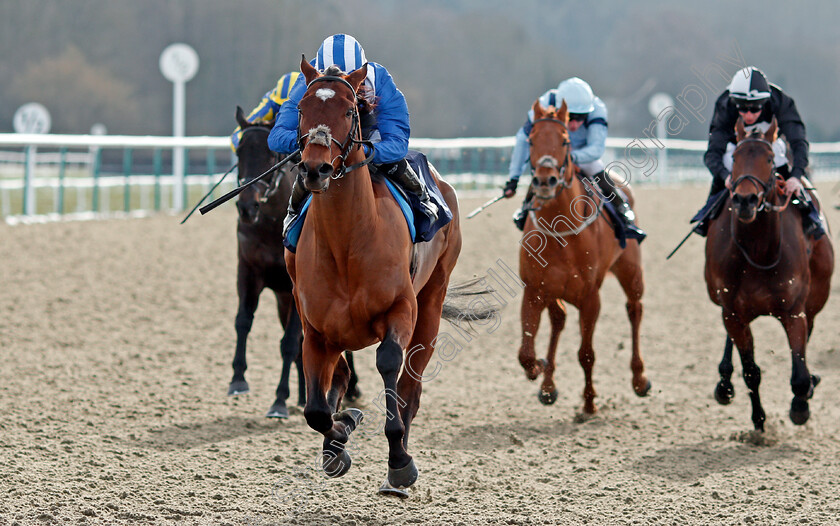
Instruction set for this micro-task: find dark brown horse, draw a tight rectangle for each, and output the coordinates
[229,107,359,418]
[706,118,834,431]
[517,100,650,415]
[286,59,490,496]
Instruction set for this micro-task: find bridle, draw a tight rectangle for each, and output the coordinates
[236,124,280,196]
[296,75,374,180]
[529,117,574,196]
[729,135,793,270]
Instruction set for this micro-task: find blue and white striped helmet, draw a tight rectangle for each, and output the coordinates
[315,34,367,73]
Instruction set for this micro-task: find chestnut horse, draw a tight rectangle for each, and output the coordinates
[229,107,358,418]
[286,59,485,496]
[517,100,650,415]
[707,118,833,431]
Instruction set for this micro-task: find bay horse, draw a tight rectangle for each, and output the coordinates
[229,106,359,418]
[286,58,488,496]
[517,100,650,415]
[707,118,833,431]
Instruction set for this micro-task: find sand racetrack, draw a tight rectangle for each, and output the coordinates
[2,183,840,525]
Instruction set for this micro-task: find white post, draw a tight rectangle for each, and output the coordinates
[13,102,51,216]
[159,43,199,211]
[648,93,674,184]
[172,80,186,210]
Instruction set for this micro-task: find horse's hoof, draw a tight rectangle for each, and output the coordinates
[322,449,352,478]
[386,458,418,490]
[266,402,289,419]
[345,385,362,402]
[227,380,250,396]
[634,379,652,397]
[378,478,410,498]
[333,408,364,432]
[789,398,811,426]
[714,381,735,405]
[538,388,558,405]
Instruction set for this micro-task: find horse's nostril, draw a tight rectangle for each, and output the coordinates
[548,176,558,187]
[318,163,333,176]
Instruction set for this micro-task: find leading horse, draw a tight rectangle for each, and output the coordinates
[517,100,650,415]
[286,58,487,496]
[707,118,833,431]
[228,107,359,418]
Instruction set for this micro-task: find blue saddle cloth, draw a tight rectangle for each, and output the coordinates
[284,150,452,253]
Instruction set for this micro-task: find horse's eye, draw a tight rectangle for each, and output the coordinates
[346,109,353,118]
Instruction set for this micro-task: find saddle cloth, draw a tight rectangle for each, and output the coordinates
[283,150,452,253]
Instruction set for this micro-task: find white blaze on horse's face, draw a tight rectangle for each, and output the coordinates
[315,88,335,101]
[307,124,333,147]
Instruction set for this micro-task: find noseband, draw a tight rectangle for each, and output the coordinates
[297,75,374,179]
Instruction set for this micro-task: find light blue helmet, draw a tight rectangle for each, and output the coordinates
[557,77,595,114]
[315,34,367,73]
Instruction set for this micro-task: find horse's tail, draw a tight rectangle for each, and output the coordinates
[440,277,501,325]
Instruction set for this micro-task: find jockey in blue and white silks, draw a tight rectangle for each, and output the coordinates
[230,71,300,151]
[502,77,645,241]
[268,33,438,236]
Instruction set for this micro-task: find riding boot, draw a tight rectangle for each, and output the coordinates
[513,189,533,231]
[592,171,646,242]
[792,190,826,240]
[381,159,439,224]
[282,174,311,239]
[691,178,727,237]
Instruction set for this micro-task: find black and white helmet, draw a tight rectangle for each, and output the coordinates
[728,67,771,103]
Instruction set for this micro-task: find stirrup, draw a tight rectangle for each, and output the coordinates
[513,208,527,231]
[421,198,439,222]
[282,211,299,239]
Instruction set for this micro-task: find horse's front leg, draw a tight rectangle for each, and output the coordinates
[375,298,418,496]
[301,327,363,478]
[714,337,736,405]
[229,262,262,396]
[538,300,566,405]
[518,285,546,381]
[722,311,764,431]
[577,293,601,415]
[782,312,819,425]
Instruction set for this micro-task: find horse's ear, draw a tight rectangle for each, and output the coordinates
[235,105,248,128]
[345,63,368,92]
[735,117,746,142]
[765,117,778,142]
[301,55,319,85]
[557,99,568,120]
[532,99,544,119]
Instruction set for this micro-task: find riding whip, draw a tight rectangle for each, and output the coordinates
[199,149,300,216]
[666,190,728,260]
[180,163,237,224]
[467,195,505,219]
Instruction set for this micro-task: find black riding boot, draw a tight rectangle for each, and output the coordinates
[592,171,646,242]
[691,178,727,237]
[282,174,311,239]
[513,189,533,231]
[793,189,826,240]
[379,159,438,224]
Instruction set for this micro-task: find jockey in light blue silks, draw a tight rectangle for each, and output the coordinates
[268,33,438,237]
[502,77,645,241]
[230,71,301,150]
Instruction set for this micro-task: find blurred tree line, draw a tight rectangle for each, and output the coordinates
[1,0,838,140]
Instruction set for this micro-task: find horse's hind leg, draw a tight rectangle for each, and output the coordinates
[538,300,566,405]
[611,245,650,396]
[782,313,819,425]
[714,337,736,405]
[723,313,765,431]
[267,292,302,418]
[301,329,363,478]
[518,285,547,381]
[230,264,262,396]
